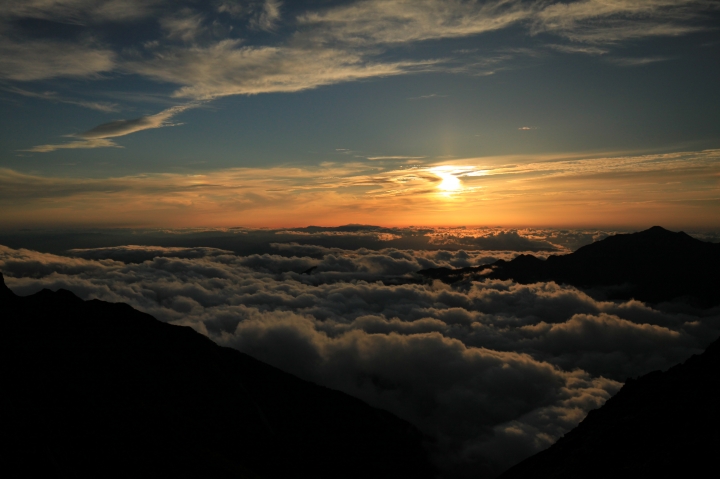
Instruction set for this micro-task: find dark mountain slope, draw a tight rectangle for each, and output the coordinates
[498,334,720,478]
[0,273,435,479]
[419,226,720,306]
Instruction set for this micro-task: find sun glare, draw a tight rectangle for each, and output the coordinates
[430,166,465,194]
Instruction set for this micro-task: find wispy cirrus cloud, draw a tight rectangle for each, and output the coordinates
[366,156,426,161]
[21,138,121,153]
[23,103,200,152]
[3,0,718,152]
[127,41,438,100]
[609,56,671,66]
[297,0,534,45]
[532,0,716,43]
[78,103,199,139]
[3,86,119,112]
[0,40,115,81]
[407,93,448,100]
[547,44,609,55]
[0,0,161,24]
[118,0,718,105]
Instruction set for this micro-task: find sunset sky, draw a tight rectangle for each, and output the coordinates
[1,0,719,229]
[3,4,720,477]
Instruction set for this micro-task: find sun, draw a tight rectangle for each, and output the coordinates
[430,166,464,194]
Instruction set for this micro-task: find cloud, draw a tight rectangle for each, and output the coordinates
[2,242,718,476]
[532,0,714,43]
[547,44,609,55]
[366,156,426,161]
[0,0,160,24]
[428,230,558,252]
[21,138,121,153]
[609,56,671,66]
[1,0,714,97]
[24,103,200,152]
[251,0,282,31]
[78,103,198,139]
[298,0,715,49]
[68,245,233,263]
[160,9,207,43]
[407,93,448,100]
[0,40,115,81]
[298,0,534,46]
[3,0,716,153]
[2,86,120,112]
[127,41,437,100]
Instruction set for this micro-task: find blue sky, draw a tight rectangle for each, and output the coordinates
[1,0,719,228]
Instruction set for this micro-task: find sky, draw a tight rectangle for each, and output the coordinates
[1,0,719,229]
[3,3,720,477]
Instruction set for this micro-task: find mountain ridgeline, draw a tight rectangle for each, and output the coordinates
[419,226,720,307]
[498,333,720,478]
[0,273,435,479]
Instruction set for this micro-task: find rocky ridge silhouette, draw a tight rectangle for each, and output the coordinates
[498,332,720,478]
[418,226,720,307]
[1,273,435,479]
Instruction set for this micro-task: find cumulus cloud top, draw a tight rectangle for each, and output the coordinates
[2,241,718,477]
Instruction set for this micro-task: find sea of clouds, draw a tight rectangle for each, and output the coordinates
[2,227,719,478]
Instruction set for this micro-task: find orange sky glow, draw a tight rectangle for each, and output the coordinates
[1,148,718,230]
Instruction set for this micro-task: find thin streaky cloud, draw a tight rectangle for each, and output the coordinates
[532,0,716,42]
[127,42,440,100]
[78,103,200,139]
[367,156,427,161]
[609,56,671,66]
[547,44,609,55]
[3,86,120,112]
[298,0,534,46]
[0,0,161,24]
[407,93,447,100]
[21,138,121,153]
[0,39,115,81]
[23,103,201,152]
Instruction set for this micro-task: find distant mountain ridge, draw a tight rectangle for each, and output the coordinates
[498,332,720,478]
[1,273,435,479]
[419,226,720,307]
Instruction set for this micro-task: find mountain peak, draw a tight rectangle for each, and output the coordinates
[418,226,720,306]
[638,225,687,238]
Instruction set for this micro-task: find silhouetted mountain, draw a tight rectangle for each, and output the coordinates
[419,226,720,307]
[1,273,435,479]
[498,334,720,478]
